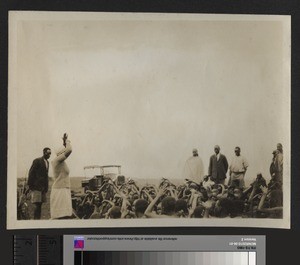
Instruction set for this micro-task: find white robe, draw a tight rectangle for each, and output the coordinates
[50,188,72,219]
[183,156,204,183]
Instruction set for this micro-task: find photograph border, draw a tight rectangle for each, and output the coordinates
[7,11,291,230]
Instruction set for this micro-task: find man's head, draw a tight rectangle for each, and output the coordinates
[234,146,241,156]
[214,198,231,218]
[156,202,162,215]
[277,143,283,153]
[174,199,188,215]
[211,187,219,198]
[254,173,266,188]
[192,148,198,157]
[192,205,205,218]
[134,199,149,218]
[161,196,176,215]
[233,188,243,199]
[43,147,51,159]
[109,206,121,219]
[214,145,220,155]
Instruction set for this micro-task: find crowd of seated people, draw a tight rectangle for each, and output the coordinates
[71,171,283,220]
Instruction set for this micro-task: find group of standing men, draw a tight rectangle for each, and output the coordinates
[26,137,283,220]
[184,143,283,188]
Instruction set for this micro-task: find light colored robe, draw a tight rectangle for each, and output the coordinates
[183,156,204,183]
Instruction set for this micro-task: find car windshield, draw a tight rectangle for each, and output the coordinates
[84,165,121,179]
[101,167,119,175]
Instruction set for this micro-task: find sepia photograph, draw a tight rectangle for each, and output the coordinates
[7,11,290,229]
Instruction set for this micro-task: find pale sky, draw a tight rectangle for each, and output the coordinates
[10,13,290,184]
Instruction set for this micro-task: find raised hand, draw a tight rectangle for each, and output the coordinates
[62,133,68,147]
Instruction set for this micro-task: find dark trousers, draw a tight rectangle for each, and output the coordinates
[215,179,225,185]
[33,202,42,219]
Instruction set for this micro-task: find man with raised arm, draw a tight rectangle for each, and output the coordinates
[50,133,73,219]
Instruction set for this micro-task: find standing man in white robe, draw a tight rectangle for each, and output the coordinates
[183,148,204,184]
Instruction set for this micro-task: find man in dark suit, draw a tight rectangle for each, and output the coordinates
[208,145,228,184]
[27,147,51,219]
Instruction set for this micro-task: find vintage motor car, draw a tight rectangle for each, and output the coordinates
[81,165,125,191]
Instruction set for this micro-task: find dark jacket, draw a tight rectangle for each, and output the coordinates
[208,153,228,182]
[27,157,49,192]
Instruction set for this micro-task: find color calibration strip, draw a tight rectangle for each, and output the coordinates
[75,251,256,265]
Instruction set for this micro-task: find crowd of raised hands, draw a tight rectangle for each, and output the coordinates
[71,173,283,220]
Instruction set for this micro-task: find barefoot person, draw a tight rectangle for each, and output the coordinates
[50,133,73,219]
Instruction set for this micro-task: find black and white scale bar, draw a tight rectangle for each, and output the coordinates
[38,235,62,265]
[13,235,37,265]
